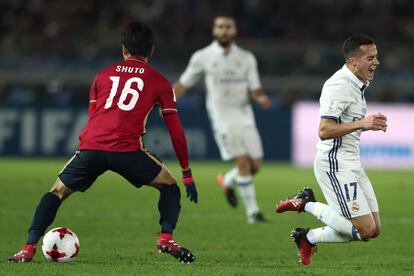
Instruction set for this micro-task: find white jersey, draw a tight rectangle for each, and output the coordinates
[315,64,369,172]
[179,41,261,129]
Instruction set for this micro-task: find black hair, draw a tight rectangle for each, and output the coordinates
[342,34,375,60]
[120,22,154,57]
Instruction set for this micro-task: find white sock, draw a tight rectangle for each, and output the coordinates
[304,202,361,240]
[223,167,238,187]
[307,227,353,244]
[235,174,259,216]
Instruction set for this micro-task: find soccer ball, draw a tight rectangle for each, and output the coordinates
[41,227,80,262]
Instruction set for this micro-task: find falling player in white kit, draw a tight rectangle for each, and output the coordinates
[276,34,387,265]
[174,15,272,223]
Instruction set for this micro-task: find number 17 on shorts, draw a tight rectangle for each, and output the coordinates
[314,167,378,219]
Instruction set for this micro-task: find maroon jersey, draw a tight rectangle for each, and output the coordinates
[79,56,177,152]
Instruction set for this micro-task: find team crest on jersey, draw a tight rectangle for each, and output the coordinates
[351,201,359,212]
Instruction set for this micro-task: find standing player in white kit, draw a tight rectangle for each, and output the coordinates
[174,15,272,223]
[276,34,387,265]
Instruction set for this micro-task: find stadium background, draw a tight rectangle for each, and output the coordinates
[1,1,414,275]
[1,0,414,162]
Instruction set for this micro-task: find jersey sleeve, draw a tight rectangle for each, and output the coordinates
[88,75,98,116]
[179,51,204,88]
[89,75,98,102]
[163,112,189,169]
[246,53,262,92]
[158,79,178,114]
[319,81,351,120]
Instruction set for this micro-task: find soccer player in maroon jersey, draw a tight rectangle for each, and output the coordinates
[8,22,198,264]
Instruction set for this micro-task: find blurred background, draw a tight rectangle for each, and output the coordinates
[1,0,413,167]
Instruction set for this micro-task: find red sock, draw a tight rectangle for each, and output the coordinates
[159,233,173,240]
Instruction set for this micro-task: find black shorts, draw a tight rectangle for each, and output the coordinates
[58,150,162,192]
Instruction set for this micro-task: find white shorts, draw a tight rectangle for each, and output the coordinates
[314,166,379,219]
[212,124,264,161]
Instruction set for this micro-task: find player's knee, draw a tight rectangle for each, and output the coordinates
[236,156,251,175]
[50,178,73,201]
[250,160,262,175]
[371,225,381,239]
[356,223,377,240]
[153,166,176,186]
[162,175,176,186]
[160,183,181,200]
[50,187,71,202]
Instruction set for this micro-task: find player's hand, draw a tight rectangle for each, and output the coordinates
[182,168,198,204]
[360,113,388,132]
[257,94,272,109]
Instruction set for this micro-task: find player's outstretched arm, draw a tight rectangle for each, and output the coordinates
[319,113,387,140]
[162,112,198,203]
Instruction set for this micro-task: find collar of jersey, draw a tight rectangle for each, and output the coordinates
[126,56,147,64]
[211,40,237,54]
[342,64,369,90]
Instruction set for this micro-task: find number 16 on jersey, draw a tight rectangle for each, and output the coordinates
[105,76,144,111]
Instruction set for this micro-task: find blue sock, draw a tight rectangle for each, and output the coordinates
[27,192,61,244]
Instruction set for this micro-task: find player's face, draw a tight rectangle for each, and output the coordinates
[213,17,237,47]
[352,44,380,81]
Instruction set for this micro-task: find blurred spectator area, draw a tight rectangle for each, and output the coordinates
[1,0,414,106]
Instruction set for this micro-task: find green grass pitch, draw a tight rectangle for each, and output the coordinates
[1,159,414,275]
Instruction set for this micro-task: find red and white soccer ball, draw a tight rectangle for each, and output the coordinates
[41,227,80,262]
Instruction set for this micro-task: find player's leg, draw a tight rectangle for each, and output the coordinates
[305,169,376,241]
[371,212,381,238]
[276,169,371,265]
[288,171,378,265]
[213,128,241,207]
[151,173,195,263]
[235,155,265,223]
[26,178,74,246]
[7,177,71,263]
[357,169,381,238]
[349,213,376,240]
[219,167,238,188]
[250,158,262,175]
[238,126,265,223]
[8,150,105,263]
[148,166,181,235]
[110,150,181,235]
[109,150,194,263]
[302,210,376,246]
[218,157,261,190]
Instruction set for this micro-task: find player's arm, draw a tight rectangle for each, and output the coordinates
[162,111,189,170]
[162,111,198,203]
[247,53,271,109]
[318,83,386,140]
[173,51,204,99]
[319,113,387,140]
[172,82,190,99]
[251,88,272,109]
[88,76,98,116]
[159,81,198,203]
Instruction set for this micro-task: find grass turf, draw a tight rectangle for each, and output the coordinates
[0,159,413,275]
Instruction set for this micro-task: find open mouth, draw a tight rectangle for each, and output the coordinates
[368,68,376,76]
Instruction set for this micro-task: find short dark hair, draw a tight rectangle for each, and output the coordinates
[120,22,154,57]
[342,34,375,60]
